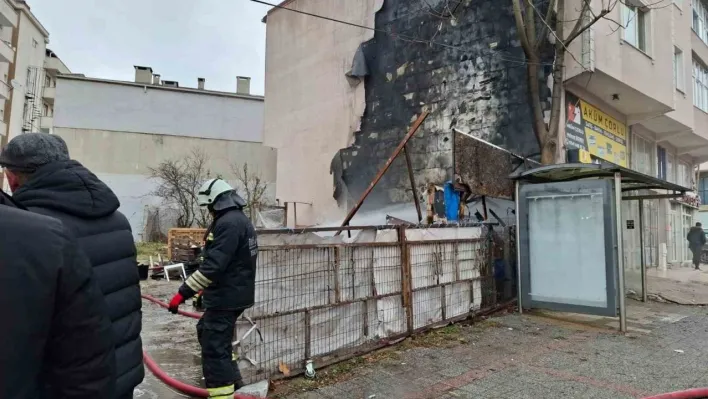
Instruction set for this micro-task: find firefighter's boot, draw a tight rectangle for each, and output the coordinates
[206,385,234,399]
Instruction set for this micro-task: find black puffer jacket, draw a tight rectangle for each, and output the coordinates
[179,195,258,310]
[12,160,144,398]
[0,203,116,398]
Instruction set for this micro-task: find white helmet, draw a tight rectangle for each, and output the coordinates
[197,178,233,207]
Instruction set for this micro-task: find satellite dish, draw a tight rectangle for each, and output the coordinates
[10,79,21,89]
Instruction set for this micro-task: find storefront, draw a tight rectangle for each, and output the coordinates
[564,90,698,270]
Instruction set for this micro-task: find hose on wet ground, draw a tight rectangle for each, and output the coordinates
[642,388,708,399]
[140,294,262,399]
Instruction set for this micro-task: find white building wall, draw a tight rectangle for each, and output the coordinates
[54,127,278,241]
[263,0,382,226]
[53,77,276,241]
[55,77,264,142]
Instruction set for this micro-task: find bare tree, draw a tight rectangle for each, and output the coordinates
[149,148,213,228]
[232,162,269,221]
[512,0,625,164]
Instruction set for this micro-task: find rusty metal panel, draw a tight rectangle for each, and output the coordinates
[454,130,522,199]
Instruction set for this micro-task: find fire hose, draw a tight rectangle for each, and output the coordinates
[141,294,262,399]
[641,388,708,399]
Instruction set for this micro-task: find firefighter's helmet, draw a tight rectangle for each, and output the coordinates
[197,178,234,207]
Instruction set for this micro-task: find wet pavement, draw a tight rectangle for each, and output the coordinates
[273,300,708,399]
[138,276,708,398]
[137,279,204,399]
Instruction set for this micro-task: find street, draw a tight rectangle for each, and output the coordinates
[138,272,708,399]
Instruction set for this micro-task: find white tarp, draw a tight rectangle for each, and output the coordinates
[238,227,487,383]
[310,302,366,357]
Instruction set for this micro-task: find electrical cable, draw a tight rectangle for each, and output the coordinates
[250,0,557,67]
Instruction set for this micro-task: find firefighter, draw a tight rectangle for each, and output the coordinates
[168,178,258,398]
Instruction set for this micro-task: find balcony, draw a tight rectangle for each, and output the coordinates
[0,0,17,28]
[0,80,9,100]
[0,39,13,64]
[40,116,52,130]
[43,86,54,104]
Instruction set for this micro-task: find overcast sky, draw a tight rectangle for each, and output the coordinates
[28,0,271,95]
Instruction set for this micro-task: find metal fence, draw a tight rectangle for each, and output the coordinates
[234,224,514,384]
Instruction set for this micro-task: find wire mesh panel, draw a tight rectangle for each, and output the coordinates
[231,225,503,384]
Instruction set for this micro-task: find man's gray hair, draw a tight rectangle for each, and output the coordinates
[0,133,70,173]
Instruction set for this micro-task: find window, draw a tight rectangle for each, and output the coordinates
[657,146,667,180]
[667,152,675,183]
[700,174,708,204]
[31,38,37,48]
[632,133,654,176]
[623,3,647,51]
[677,161,692,188]
[674,47,685,92]
[694,59,708,112]
[695,0,708,43]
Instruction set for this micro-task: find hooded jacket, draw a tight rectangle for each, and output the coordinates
[178,191,258,310]
[687,226,707,249]
[0,204,116,398]
[12,160,144,398]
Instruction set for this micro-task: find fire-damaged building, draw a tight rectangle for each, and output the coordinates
[262,0,708,269]
[263,0,546,226]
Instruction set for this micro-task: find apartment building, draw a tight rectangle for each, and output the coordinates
[52,67,277,240]
[0,0,69,144]
[557,0,708,269]
[262,0,708,269]
[0,0,17,145]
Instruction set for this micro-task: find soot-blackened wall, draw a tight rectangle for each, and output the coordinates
[331,0,551,210]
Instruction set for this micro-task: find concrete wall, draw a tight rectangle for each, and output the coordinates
[585,2,674,109]
[54,127,277,240]
[670,2,694,129]
[263,0,382,226]
[55,77,265,142]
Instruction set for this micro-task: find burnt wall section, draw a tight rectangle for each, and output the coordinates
[331,0,552,211]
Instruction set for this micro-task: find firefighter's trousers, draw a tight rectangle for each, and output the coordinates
[196,309,244,398]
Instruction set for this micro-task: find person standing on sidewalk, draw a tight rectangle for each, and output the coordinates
[168,178,258,399]
[687,222,707,270]
[0,133,144,399]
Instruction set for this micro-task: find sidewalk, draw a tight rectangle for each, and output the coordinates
[272,300,708,399]
[646,266,708,305]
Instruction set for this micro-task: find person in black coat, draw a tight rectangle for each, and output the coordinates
[0,191,116,398]
[169,178,258,398]
[0,133,144,399]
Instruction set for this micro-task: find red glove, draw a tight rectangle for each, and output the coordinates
[168,293,185,314]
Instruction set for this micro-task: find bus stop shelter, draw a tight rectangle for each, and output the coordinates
[511,163,690,332]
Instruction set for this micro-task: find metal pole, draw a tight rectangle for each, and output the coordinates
[335,111,430,235]
[515,180,522,314]
[614,173,627,333]
[403,145,422,222]
[638,199,647,302]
